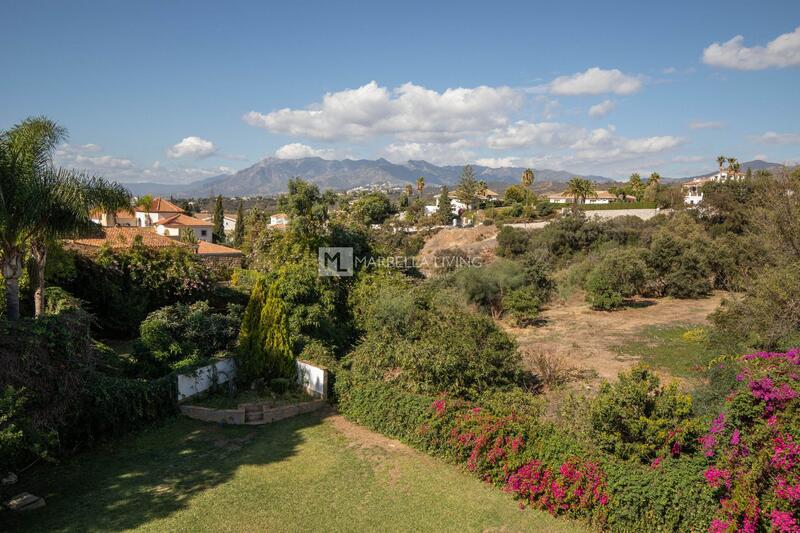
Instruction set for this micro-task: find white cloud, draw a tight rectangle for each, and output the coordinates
[756,131,800,144]
[243,80,522,142]
[661,67,677,74]
[703,26,800,70]
[689,120,726,130]
[166,136,217,159]
[382,140,475,165]
[55,143,134,171]
[487,121,583,150]
[54,143,233,184]
[588,99,616,118]
[548,67,643,95]
[474,157,523,168]
[274,143,337,159]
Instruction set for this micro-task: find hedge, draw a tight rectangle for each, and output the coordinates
[335,372,717,532]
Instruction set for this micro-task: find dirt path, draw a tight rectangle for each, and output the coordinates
[505,292,726,381]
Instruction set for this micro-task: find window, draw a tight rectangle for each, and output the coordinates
[201,230,207,236]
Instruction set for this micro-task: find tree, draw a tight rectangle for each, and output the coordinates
[349,192,394,226]
[404,184,413,198]
[628,173,644,201]
[179,227,198,244]
[437,186,452,225]
[565,177,597,206]
[415,176,425,198]
[232,200,245,248]
[521,168,535,208]
[0,116,129,319]
[717,155,727,173]
[647,172,661,186]
[455,165,479,209]
[212,195,225,243]
[136,194,154,225]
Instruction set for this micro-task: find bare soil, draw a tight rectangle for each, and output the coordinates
[416,225,497,274]
[504,292,726,383]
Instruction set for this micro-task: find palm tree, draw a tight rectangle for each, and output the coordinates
[415,176,425,198]
[136,194,154,226]
[717,155,727,173]
[30,169,129,316]
[726,157,738,174]
[404,184,413,198]
[0,116,129,319]
[565,177,597,206]
[521,168,535,208]
[647,172,661,186]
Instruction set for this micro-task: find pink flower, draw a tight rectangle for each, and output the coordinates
[650,456,663,468]
[730,429,741,446]
[709,518,730,533]
[704,466,732,489]
[771,510,800,533]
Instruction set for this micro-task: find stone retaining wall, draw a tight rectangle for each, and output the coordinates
[180,399,325,425]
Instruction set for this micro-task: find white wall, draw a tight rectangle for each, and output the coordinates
[176,358,329,401]
[296,360,328,399]
[177,358,237,401]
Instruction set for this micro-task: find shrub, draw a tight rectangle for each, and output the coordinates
[496,226,531,257]
[238,278,295,382]
[589,365,700,462]
[710,264,800,351]
[585,248,647,310]
[504,286,541,325]
[138,300,241,369]
[455,259,525,318]
[343,283,522,398]
[0,386,53,476]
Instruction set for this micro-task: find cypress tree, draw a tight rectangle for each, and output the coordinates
[233,200,245,248]
[237,277,294,381]
[212,195,225,243]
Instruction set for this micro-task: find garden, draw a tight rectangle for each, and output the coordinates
[2,118,800,532]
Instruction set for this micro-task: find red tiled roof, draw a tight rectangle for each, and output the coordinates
[134,197,185,213]
[196,241,244,257]
[67,227,189,250]
[155,214,213,227]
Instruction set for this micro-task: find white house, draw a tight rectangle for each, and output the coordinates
[682,169,744,205]
[91,208,137,227]
[195,211,238,234]
[547,190,617,204]
[134,197,184,227]
[270,213,290,226]
[155,214,213,242]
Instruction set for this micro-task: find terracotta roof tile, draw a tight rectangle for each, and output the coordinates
[155,214,213,227]
[67,227,189,250]
[134,197,185,213]
[196,241,244,256]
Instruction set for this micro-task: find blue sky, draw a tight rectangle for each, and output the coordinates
[2,0,799,182]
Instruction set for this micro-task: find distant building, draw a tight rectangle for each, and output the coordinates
[155,214,214,242]
[90,208,137,227]
[270,213,290,226]
[547,190,617,204]
[195,211,238,234]
[682,169,744,205]
[134,197,184,227]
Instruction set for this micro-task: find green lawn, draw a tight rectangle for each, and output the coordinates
[2,412,584,532]
[612,324,724,378]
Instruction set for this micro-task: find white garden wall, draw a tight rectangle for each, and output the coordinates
[296,360,328,399]
[177,358,237,401]
[176,358,328,401]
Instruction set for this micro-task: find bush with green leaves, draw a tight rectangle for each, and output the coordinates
[455,259,525,318]
[584,248,647,310]
[137,300,241,369]
[589,365,701,462]
[53,244,216,337]
[644,214,713,298]
[710,263,800,351]
[343,280,522,398]
[238,278,295,382]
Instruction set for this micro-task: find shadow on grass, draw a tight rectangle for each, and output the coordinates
[2,411,327,532]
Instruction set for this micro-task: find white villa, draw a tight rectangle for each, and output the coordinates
[133,197,184,227]
[270,213,290,226]
[155,213,214,242]
[196,211,238,234]
[547,190,618,204]
[682,169,744,205]
[90,208,137,227]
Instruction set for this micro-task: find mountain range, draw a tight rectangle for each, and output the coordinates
[122,157,783,197]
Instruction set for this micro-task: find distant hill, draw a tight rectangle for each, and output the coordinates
[122,157,614,197]
[685,160,782,180]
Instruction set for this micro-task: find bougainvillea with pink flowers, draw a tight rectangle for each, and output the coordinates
[700,349,800,532]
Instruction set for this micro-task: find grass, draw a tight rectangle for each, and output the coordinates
[190,388,312,409]
[612,324,724,378]
[2,413,584,532]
